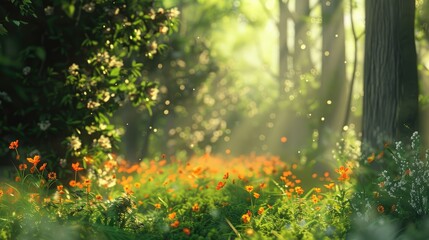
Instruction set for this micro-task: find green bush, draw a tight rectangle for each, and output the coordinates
[0,0,178,172]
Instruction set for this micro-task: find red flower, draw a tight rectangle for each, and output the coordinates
[9,140,19,150]
[216,181,226,190]
[170,220,180,228]
[183,228,191,235]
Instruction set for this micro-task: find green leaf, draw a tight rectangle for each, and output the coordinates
[109,68,120,77]
[12,20,21,26]
[63,3,75,18]
[0,24,7,35]
[35,47,46,61]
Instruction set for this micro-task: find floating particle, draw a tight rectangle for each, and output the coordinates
[280,136,288,143]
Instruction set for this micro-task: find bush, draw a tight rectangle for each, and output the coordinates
[0,0,179,173]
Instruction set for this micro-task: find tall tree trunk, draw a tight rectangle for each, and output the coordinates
[294,0,311,74]
[278,0,289,96]
[317,0,347,157]
[362,0,419,152]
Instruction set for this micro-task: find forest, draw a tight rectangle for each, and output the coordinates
[0,0,429,239]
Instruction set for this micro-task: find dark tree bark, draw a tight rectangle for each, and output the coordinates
[317,0,347,156]
[362,0,419,152]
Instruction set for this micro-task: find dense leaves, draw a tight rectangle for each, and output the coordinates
[0,0,179,171]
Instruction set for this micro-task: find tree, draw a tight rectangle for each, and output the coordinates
[294,0,312,74]
[278,0,290,92]
[362,0,419,152]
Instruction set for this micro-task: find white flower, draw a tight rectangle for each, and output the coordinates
[44,6,54,15]
[87,100,101,109]
[166,7,180,19]
[22,66,31,75]
[69,135,82,151]
[97,135,112,149]
[108,56,123,68]
[68,63,79,76]
[38,120,51,131]
[82,2,95,13]
[147,88,159,101]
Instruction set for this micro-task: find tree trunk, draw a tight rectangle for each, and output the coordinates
[362,0,419,152]
[294,0,311,74]
[278,0,289,95]
[317,0,347,157]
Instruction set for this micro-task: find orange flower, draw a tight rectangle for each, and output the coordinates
[314,187,321,193]
[324,183,335,189]
[72,162,84,172]
[367,153,375,163]
[48,172,57,180]
[223,172,229,179]
[9,140,19,150]
[376,151,384,159]
[295,186,304,195]
[95,194,103,201]
[245,185,254,193]
[69,180,77,187]
[257,207,265,215]
[335,166,351,181]
[27,155,40,167]
[311,194,319,204]
[259,182,266,189]
[124,185,133,195]
[377,205,384,214]
[154,203,161,209]
[324,172,330,178]
[170,220,180,228]
[253,192,260,199]
[6,187,14,196]
[83,179,91,186]
[30,166,36,174]
[19,163,27,171]
[241,212,251,223]
[15,176,21,182]
[183,228,191,235]
[39,163,47,171]
[57,185,65,194]
[216,181,226,190]
[0,189,3,197]
[192,203,200,212]
[168,212,177,220]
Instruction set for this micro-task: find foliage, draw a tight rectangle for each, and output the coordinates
[0,0,179,172]
[351,132,429,237]
[0,140,354,239]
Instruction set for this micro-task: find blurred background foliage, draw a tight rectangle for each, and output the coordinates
[1,0,429,173]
